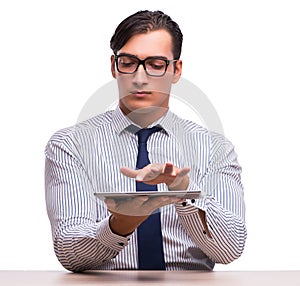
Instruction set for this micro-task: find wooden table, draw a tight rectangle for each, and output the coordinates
[0,270,299,286]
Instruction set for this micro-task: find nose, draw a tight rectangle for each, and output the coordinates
[132,64,149,86]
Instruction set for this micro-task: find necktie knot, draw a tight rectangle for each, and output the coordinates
[136,126,162,144]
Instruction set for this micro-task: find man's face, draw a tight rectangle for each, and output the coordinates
[111,29,182,116]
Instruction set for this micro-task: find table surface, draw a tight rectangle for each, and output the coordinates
[0,270,299,286]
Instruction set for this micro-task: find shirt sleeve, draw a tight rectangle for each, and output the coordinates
[44,133,131,272]
[175,132,247,264]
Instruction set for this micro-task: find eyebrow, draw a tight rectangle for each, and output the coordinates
[116,53,169,60]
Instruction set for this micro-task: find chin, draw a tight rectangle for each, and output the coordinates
[122,104,169,116]
[120,99,169,112]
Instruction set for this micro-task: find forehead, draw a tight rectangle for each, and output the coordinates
[118,30,173,59]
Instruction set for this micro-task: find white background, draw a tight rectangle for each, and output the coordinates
[0,0,299,271]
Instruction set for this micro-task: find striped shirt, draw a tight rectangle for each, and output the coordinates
[44,107,247,272]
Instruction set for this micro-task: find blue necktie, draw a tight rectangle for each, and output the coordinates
[136,126,166,270]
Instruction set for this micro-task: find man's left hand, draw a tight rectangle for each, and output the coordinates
[120,162,190,190]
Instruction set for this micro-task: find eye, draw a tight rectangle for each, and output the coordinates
[120,60,135,67]
[146,59,166,70]
[118,56,138,69]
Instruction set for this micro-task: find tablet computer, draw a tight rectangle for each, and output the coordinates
[94,190,201,200]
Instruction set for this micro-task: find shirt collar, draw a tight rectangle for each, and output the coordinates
[111,106,175,136]
[157,109,175,136]
[111,106,134,135]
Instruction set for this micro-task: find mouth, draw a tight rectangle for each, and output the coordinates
[130,90,152,98]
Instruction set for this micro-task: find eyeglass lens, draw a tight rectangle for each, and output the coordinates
[117,55,167,76]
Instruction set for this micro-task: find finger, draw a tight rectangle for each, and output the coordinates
[163,162,176,176]
[167,167,190,188]
[146,195,182,211]
[138,196,166,214]
[150,166,161,174]
[136,166,161,181]
[133,195,149,205]
[104,198,116,209]
[121,166,148,181]
[107,196,150,216]
[120,167,138,178]
[177,167,190,177]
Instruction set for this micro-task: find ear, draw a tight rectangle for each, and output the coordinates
[111,55,116,78]
[172,59,182,84]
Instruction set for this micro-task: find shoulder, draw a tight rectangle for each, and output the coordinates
[46,110,114,147]
[169,111,233,149]
[169,112,214,139]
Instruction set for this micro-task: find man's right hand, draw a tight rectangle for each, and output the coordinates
[105,195,182,236]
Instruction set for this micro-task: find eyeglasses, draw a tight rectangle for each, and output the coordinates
[114,53,178,77]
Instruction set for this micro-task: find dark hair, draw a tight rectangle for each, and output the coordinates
[110,10,183,59]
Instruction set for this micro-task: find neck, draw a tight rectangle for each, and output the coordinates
[120,106,168,128]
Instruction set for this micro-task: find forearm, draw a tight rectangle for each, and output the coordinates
[177,133,247,263]
[175,198,247,264]
[45,140,127,272]
[53,217,130,272]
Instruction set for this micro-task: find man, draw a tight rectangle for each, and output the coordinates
[45,10,247,272]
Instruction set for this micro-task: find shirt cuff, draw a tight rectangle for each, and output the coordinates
[175,179,211,214]
[175,196,215,242]
[175,192,212,214]
[96,216,131,252]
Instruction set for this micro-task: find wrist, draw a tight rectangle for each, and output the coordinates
[109,214,148,236]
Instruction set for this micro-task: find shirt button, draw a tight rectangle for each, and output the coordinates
[203,230,207,235]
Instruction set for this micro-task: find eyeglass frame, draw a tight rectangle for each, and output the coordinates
[114,53,178,77]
